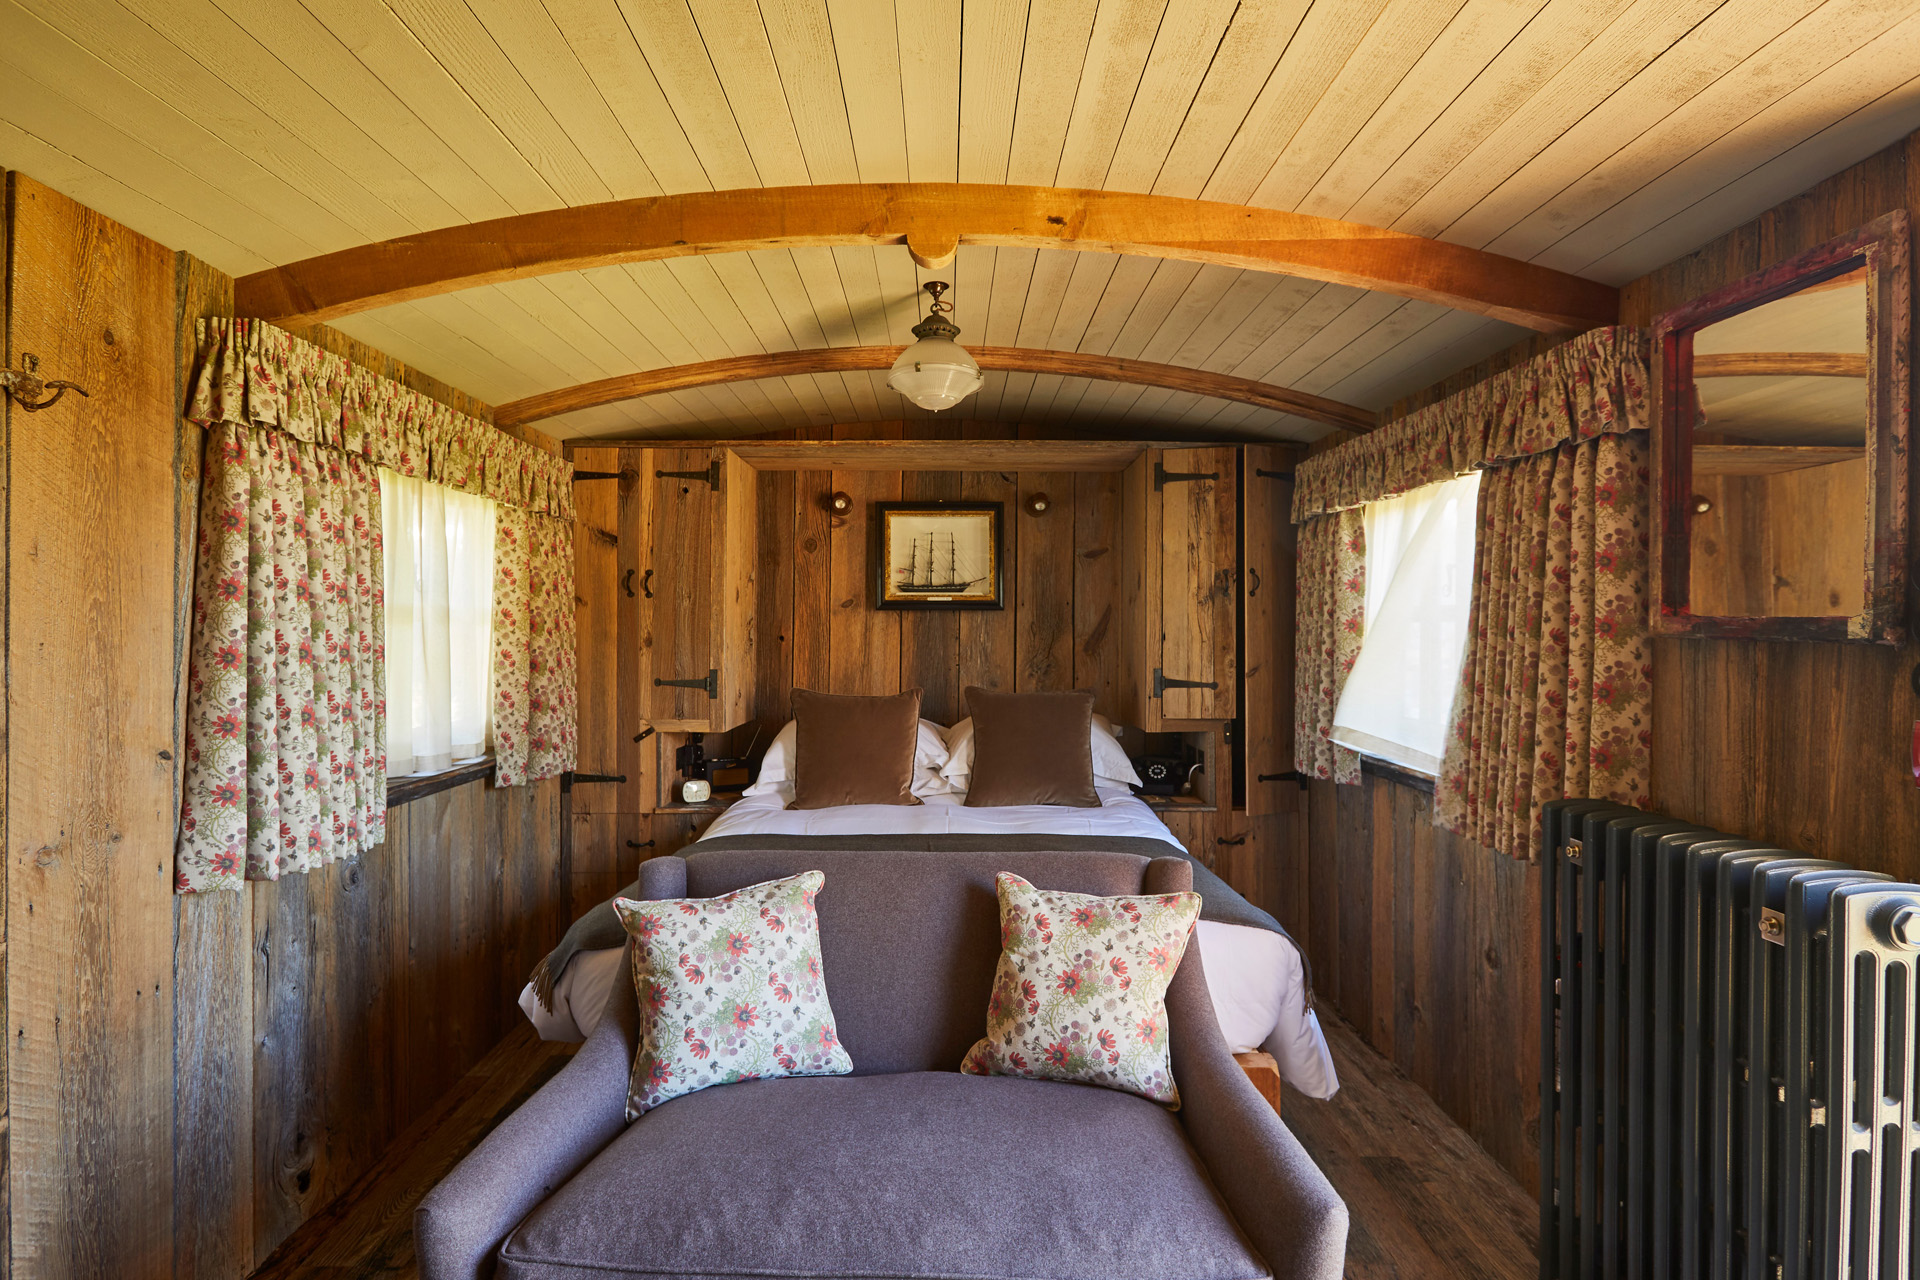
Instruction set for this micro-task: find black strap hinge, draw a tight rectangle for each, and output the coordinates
[561,771,627,794]
[1152,668,1218,697]
[654,669,718,699]
[1255,468,1293,482]
[572,470,621,481]
[1154,462,1219,491]
[657,460,721,490]
[1256,769,1311,790]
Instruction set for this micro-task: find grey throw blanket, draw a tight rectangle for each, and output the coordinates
[529,833,1310,1011]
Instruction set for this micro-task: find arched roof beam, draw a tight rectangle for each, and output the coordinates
[491,346,1380,434]
[235,184,1618,333]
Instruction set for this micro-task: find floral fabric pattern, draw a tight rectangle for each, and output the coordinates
[1292,327,1652,521]
[1293,509,1365,785]
[613,871,851,1119]
[177,422,386,893]
[962,872,1201,1107]
[1436,433,1653,860]
[187,318,574,518]
[492,505,578,788]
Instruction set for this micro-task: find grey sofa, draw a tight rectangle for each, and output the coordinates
[416,846,1349,1280]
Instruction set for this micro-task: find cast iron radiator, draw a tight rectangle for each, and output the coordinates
[1538,798,1920,1280]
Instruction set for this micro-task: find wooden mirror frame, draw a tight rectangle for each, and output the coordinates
[1652,209,1910,643]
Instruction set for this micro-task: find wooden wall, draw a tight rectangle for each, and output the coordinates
[2,171,568,1280]
[1292,128,1920,1199]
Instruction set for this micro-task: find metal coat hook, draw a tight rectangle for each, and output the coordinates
[2,353,89,413]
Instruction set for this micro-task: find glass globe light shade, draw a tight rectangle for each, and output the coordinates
[886,312,984,411]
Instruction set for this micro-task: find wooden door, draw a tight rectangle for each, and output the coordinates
[571,447,622,807]
[615,449,656,812]
[1242,445,1298,815]
[1152,446,1238,722]
[643,447,718,725]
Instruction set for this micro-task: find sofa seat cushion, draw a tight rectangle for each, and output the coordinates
[496,1071,1270,1280]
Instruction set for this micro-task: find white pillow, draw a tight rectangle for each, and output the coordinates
[941,711,1142,789]
[742,718,953,798]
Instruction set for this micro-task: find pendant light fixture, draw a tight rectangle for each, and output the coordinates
[886,281,984,411]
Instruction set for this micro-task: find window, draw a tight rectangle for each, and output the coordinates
[1331,471,1482,776]
[381,469,497,776]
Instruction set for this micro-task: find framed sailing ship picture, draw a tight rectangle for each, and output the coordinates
[874,502,1004,610]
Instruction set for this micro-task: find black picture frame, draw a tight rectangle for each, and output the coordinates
[873,501,1004,610]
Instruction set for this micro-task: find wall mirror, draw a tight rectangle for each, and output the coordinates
[1653,210,1910,642]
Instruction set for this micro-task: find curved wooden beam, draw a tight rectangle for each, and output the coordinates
[492,346,1379,433]
[235,184,1618,333]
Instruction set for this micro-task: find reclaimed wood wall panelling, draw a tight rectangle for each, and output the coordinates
[0,179,569,1280]
[1292,777,1541,1196]
[5,172,178,1280]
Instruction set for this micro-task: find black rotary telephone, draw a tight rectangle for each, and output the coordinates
[1130,754,1190,796]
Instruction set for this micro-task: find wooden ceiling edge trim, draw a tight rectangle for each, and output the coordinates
[496,346,1377,433]
[233,183,1619,333]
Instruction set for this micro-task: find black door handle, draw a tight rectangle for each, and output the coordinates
[640,568,654,598]
[1216,834,1247,847]
[626,839,655,850]
[1248,567,1261,598]
[623,568,636,598]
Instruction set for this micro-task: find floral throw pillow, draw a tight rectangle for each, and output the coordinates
[961,871,1201,1106]
[612,871,851,1119]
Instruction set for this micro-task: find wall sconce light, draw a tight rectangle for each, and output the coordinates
[1692,494,1713,515]
[1024,492,1051,516]
[826,490,853,515]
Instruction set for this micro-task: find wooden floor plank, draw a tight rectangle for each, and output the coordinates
[254,1009,1533,1280]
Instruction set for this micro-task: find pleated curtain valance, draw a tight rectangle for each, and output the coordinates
[186,318,575,521]
[1290,326,1653,523]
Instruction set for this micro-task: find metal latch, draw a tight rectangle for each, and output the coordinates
[560,771,627,794]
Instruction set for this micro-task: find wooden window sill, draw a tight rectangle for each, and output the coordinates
[1359,755,1436,794]
[387,756,494,808]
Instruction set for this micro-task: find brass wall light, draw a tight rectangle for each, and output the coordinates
[826,490,853,515]
[1024,492,1051,516]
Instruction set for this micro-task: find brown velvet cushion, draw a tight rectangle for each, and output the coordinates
[790,687,923,809]
[962,687,1100,807]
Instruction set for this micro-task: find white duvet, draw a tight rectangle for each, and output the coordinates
[518,787,1338,1098]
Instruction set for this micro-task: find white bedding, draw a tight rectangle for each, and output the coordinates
[518,787,1338,1098]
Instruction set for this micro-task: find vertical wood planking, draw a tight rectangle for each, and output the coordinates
[1242,444,1298,814]
[644,447,715,720]
[754,468,797,732]
[1157,447,1238,721]
[170,249,253,1280]
[1014,471,1074,691]
[960,468,1017,696]
[571,448,621,807]
[827,467,902,694]
[6,173,177,1279]
[616,451,655,813]
[897,470,962,721]
[792,468,833,697]
[1071,470,1122,715]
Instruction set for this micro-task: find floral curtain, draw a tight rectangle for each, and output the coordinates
[1437,434,1653,859]
[176,423,386,892]
[1291,327,1652,520]
[177,319,577,893]
[1294,509,1366,785]
[492,505,579,787]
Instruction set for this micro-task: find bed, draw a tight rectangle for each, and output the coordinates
[518,783,1339,1099]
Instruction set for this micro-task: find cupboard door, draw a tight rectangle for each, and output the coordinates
[1243,445,1298,815]
[644,447,718,725]
[1152,446,1238,722]
[617,451,656,812]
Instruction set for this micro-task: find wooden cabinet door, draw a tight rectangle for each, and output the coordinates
[642,447,719,725]
[1242,445,1298,815]
[1150,446,1238,723]
[572,446,623,811]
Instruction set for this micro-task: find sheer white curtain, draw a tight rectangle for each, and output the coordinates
[382,469,497,775]
[1332,471,1482,775]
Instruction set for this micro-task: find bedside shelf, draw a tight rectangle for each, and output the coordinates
[1139,793,1216,813]
[654,798,740,815]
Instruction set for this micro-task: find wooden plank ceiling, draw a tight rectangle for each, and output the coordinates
[3,0,1917,442]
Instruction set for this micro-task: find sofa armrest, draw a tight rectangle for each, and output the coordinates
[1147,857,1349,1280]
[415,856,689,1280]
